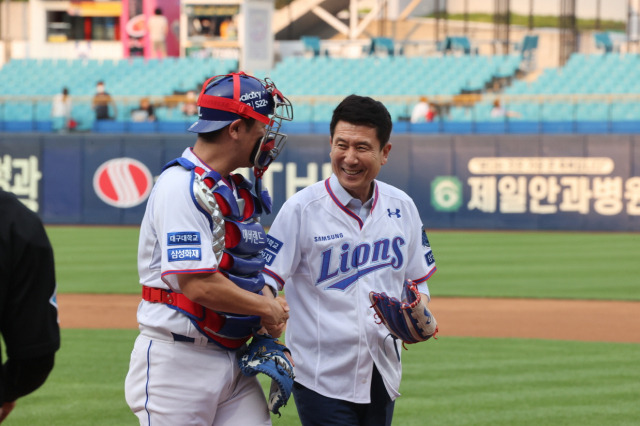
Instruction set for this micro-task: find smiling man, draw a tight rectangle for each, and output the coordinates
[262,94,439,426]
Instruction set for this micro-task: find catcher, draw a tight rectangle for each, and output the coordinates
[124,72,294,425]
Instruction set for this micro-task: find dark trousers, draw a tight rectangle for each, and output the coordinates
[293,365,395,426]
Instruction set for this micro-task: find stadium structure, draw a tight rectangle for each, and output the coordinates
[0,0,639,134]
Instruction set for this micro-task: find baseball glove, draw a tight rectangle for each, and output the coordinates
[238,333,295,416]
[369,280,438,344]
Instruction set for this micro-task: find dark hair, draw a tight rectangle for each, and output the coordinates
[62,87,69,95]
[155,8,163,15]
[329,94,392,148]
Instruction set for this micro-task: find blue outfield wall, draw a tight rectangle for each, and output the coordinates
[1,132,639,231]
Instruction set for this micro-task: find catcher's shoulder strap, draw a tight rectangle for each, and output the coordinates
[162,156,196,172]
[166,156,260,222]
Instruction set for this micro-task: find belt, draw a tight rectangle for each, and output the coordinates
[171,333,200,343]
[170,332,213,346]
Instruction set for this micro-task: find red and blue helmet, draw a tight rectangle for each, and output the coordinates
[188,72,293,170]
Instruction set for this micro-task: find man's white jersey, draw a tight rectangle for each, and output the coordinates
[263,174,437,403]
[136,147,224,339]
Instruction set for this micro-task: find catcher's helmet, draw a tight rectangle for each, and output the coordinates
[188,72,293,170]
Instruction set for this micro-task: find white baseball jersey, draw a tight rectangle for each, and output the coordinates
[263,174,436,403]
[125,147,270,425]
[136,147,223,337]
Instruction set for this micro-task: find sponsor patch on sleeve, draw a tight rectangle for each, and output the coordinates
[425,250,435,266]
[261,250,275,266]
[167,232,201,246]
[168,248,202,262]
[421,226,431,248]
[266,235,283,254]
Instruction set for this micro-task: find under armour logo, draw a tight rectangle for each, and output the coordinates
[387,208,401,218]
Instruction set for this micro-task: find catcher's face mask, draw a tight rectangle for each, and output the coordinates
[189,72,293,172]
[251,77,293,172]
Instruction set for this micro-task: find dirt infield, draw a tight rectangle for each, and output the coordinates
[58,294,640,343]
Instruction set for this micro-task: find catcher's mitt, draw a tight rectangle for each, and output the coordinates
[369,280,438,344]
[238,333,294,416]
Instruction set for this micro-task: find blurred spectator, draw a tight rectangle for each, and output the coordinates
[148,8,169,59]
[51,87,75,132]
[219,17,237,40]
[92,81,117,121]
[410,96,430,123]
[426,103,438,122]
[131,98,156,122]
[491,99,521,118]
[199,18,213,36]
[181,90,198,116]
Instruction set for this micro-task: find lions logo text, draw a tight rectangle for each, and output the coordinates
[317,237,405,291]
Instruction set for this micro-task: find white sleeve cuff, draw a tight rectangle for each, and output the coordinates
[416,282,431,301]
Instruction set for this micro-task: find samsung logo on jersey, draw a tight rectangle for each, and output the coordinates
[314,233,344,242]
[168,248,202,262]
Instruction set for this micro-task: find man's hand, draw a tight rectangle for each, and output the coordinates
[261,295,289,337]
[369,280,438,344]
[179,272,289,324]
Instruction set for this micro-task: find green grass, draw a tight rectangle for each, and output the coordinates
[6,329,139,425]
[397,337,640,426]
[7,330,639,425]
[47,226,139,294]
[26,227,638,425]
[426,231,640,300]
[47,226,640,301]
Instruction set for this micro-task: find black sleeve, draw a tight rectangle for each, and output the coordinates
[1,354,55,403]
[0,190,61,403]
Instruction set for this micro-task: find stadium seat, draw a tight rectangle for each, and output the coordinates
[594,32,615,53]
[301,36,327,57]
[127,121,158,133]
[157,121,191,133]
[93,120,126,133]
[1,47,637,134]
[368,37,400,56]
[439,36,474,55]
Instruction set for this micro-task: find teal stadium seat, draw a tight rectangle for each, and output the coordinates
[301,36,327,57]
[368,37,400,56]
[2,50,637,132]
[439,36,473,55]
[594,32,615,53]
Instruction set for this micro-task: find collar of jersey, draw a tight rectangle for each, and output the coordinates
[328,174,377,207]
[185,147,233,188]
[326,174,378,228]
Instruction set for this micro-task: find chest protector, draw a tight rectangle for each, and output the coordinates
[143,157,268,350]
